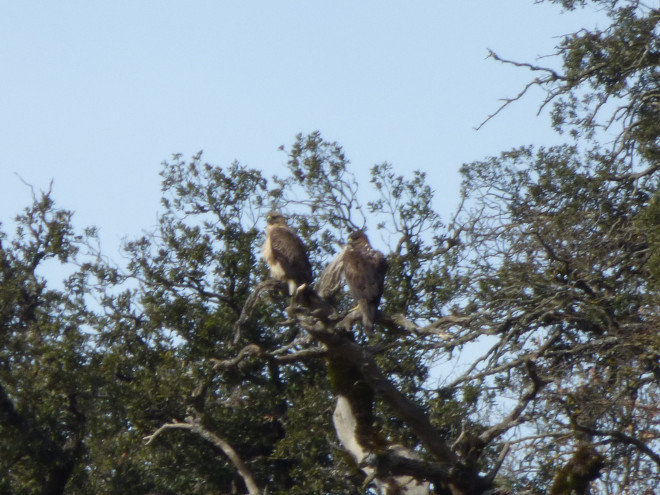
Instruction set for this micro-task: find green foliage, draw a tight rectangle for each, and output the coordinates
[2,2,660,494]
[635,190,660,285]
[457,2,660,491]
[0,193,88,494]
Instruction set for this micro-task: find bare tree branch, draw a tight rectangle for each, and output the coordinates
[233,279,287,343]
[479,359,548,446]
[303,321,458,466]
[380,312,471,339]
[576,425,660,468]
[211,342,327,371]
[475,50,567,130]
[144,415,263,495]
[483,442,511,487]
[211,344,265,370]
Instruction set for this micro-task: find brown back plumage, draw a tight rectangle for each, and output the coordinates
[342,231,388,332]
[262,211,313,295]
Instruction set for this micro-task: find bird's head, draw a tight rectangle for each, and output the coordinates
[266,211,286,225]
[347,230,369,247]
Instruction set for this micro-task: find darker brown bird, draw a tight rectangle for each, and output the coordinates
[342,231,388,332]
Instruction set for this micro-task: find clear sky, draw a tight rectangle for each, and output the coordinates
[0,2,603,260]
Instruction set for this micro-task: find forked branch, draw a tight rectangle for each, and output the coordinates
[144,415,262,495]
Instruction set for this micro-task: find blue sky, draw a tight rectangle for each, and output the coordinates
[0,2,603,259]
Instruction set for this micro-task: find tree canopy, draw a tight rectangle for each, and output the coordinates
[1,1,659,494]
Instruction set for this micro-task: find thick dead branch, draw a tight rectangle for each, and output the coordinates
[362,448,453,486]
[232,276,497,492]
[211,344,265,370]
[144,415,262,495]
[143,419,191,445]
[334,395,434,494]
[306,325,458,466]
[272,346,327,362]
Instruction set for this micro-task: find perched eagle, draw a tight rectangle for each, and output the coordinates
[262,211,313,296]
[342,231,388,332]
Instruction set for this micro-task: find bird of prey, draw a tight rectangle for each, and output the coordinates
[262,211,313,296]
[342,231,388,332]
